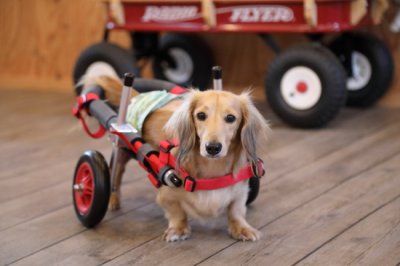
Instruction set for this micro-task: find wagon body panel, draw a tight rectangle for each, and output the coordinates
[103,0,375,33]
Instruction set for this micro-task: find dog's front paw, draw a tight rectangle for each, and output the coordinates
[229,225,261,241]
[162,227,191,242]
[109,192,120,211]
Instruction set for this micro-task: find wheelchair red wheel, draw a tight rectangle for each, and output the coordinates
[73,150,110,228]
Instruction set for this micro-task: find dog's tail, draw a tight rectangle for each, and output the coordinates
[78,66,138,106]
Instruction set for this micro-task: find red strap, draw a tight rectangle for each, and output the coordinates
[182,164,256,192]
[79,115,106,139]
[170,86,188,95]
[72,93,106,139]
[111,129,162,188]
[159,139,179,166]
[72,93,101,117]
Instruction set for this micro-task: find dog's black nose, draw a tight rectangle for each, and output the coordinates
[206,142,222,156]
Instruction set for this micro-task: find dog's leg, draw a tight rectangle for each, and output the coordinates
[227,197,261,241]
[157,190,191,242]
[109,149,130,211]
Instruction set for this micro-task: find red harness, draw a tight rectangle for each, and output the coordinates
[159,140,264,192]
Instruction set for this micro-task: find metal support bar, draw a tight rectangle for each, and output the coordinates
[117,73,134,126]
[259,34,281,54]
[103,28,110,42]
[110,73,135,192]
[212,66,223,91]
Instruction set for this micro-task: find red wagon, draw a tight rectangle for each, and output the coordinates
[74,0,394,127]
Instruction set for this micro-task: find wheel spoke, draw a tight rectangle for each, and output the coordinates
[81,175,89,184]
[84,186,93,196]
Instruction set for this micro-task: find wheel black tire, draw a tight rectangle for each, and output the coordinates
[246,177,260,206]
[73,150,110,228]
[152,33,214,90]
[329,32,394,107]
[73,42,140,95]
[265,44,347,128]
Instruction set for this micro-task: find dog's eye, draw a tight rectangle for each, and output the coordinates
[225,114,236,123]
[196,112,207,121]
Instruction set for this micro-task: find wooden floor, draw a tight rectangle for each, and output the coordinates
[1,89,400,266]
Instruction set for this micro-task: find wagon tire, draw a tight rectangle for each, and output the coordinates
[246,177,260,206]
[73,150,110,228]
[73,42,140,95]
[329,32,394,107]
[153,33,214,90]
[265,44,347,128]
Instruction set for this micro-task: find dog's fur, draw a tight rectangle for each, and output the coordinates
[82,73,269,242]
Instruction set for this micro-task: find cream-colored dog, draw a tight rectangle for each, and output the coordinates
[83,74,269,242]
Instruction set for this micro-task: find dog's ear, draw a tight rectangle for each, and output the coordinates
[240,92,270,164]
[164,91,198,167]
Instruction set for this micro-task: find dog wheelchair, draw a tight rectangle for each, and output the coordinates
[71,68,264,228]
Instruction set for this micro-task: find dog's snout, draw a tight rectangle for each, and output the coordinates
[205,142,222,156]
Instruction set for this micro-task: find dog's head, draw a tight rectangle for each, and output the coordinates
[164,90,269,166]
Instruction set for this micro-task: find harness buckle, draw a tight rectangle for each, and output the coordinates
[158,166,182,187]
[184,176,196,192]
[251,158,265,178]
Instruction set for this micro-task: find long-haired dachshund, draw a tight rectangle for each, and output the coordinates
[82,71,269,242]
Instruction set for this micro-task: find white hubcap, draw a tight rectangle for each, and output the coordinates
[281,66,322,110]
[162,48,194,84]
[347,51,372,91]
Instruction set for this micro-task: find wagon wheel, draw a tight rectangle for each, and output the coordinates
[265,44,347,128]
[73,150,110,228]
[246,177,260,206]
[152,33,214,90]
[73,42,140,95]
[329,32,394,107]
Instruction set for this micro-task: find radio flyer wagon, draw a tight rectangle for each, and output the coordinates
[74,0,394,128]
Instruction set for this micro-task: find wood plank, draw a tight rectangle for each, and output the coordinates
[0,178,157,265]
[264,107,399,183]
[16,110,400,265]
[194,157,400,265]
[91,114,400,265]
[297,196,400,266]
[0,155,141,204]
[0,119,110,182]
[0,0,131,92]
[5,204,164,266]
[0,162,146,231]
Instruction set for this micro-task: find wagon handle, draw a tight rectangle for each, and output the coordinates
[202,0,216,28]
[304,0,317,27]
[109,0,125,25]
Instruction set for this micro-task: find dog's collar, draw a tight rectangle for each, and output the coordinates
[182,161,264,192]
[159,140,265,192]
